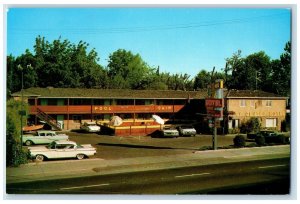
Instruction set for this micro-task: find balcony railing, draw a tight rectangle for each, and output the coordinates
[30,105,185,114]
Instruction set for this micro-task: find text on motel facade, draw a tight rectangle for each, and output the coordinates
[11,87,287,135]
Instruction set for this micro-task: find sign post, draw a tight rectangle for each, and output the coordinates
[205,79,224,150]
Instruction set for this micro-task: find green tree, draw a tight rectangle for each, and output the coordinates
[270,41,291,96]
[32,36,106,88]
[224,50,245,89]
[107,49,151,89]
[6,99,29,166]
[193,70,211,90]
[244,51,271,91]
[225,50,271,90]
[7,51,38,96]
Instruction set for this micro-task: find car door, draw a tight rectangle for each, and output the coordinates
[35,132,47,144]
[55,144,76,158]
[47,132,61,142]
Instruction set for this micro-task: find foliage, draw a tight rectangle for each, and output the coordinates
[255,135,266,146]
[233,135,246,148]
[224,42,290,96]
[270,41,291,96]
[7,36,290,97]
[6,99,30,166]
[240,117,261,134]
[228,128,240,134]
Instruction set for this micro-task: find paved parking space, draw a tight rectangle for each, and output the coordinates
[65,132,241,160]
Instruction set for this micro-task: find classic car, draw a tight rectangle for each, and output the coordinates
[28,140,97,161]
[80,121,101,133]
[22,130,69,146]
[160,126,179,138]
[177,125,197,136]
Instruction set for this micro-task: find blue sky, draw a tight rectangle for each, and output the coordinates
[7,7,291,78]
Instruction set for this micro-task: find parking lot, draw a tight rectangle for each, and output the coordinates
[65,132,240,160]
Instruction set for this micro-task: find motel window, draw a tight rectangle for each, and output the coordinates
[93,99,105,105]
[173,100,186,105]
[135,99,155,105]
[69,99,91,105]
[116,99,134,105]
[228,119,239,129]
[157,99,173,105]
[93,114,112,121]
[72,115,82,123]
[119,113,133,120]
[136,113,152,120]
[266,100,272,107]
[250,100,255,107]
[240,100,246,107]
[266,118,277,128]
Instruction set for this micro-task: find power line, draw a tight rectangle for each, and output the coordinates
[9,11,289,35]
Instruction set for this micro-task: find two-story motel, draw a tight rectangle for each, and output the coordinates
[11,87,287,135]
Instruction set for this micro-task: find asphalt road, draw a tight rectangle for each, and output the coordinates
[7,157,290,195]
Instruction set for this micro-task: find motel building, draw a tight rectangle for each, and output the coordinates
[11,87,287,136]
[225,90,288,133]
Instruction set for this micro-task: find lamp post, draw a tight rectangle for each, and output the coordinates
[17,64,32,149]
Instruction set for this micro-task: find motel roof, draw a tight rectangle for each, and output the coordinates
[11,87,208,99]
[226,89,286,99]
[12,87,286,100]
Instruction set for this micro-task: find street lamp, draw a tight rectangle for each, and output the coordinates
[17,64,33,148]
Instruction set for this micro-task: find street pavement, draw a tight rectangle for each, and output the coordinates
[6,145,290,184]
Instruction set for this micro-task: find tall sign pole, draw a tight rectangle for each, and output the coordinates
[205,79,224,150]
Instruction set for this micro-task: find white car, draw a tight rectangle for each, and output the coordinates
[28,140,97,161]
[80,122,101,133]
[160,127,179,138]
[22,130,69,146]
[177,125,197,136]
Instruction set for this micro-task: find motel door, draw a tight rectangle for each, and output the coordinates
[57,115,64,129]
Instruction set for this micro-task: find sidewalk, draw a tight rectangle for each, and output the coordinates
[6,145,290,184]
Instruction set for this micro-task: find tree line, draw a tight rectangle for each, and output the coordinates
[7,36,291,97]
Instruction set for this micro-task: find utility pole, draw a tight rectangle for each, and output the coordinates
[18,64,33,149]
[255,70,261,90]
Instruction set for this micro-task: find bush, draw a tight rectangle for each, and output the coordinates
[255,135,265,146]
[228,128,240,134]
[233,135,246,148]
[6,100,30,167]
[240,117,261,134]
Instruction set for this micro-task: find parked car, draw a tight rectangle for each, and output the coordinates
[160,126,179,138]
[28,140,97,162]
[80,122,101,133]
[177,125,197,136]
[22,130,69,146]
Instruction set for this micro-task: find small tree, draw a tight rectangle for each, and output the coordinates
[240,117,261,133]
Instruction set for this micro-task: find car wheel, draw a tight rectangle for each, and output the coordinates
[35,154,44,162]
[76,154,85,160]
[25,140,33,146]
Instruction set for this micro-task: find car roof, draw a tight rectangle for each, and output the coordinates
[84,122,97,125]
[37,130,56,133]
[52,140,77,145]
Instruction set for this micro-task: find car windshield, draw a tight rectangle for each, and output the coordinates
[77,144,83,148]
[47,142,56,149]
[181,126,193,129]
